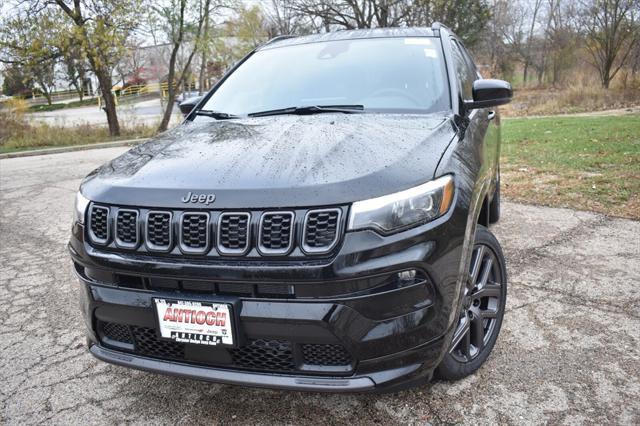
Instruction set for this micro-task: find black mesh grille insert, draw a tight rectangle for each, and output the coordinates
[302,344,352,366]
[101,323,351,373]
[89,206,109,242]
[218,213,250,253]
[131,326,185,359]
[181,213,209,251]
[260,212,293,252]
[102,322,133,344]
[230,339,295,372]
[147,212,172,249]
[304,209,340,251]
[116,210,138,245]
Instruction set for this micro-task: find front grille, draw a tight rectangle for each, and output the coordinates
[302,209,341,253]
[230,339,295,372]
[218,213,250,254]
[87,205,344,258]
[115,209,138,247]
[302,343,352,366]
[259,212,294,254]
[89,206,109,243]
[180,213,209,253]
[102,322,133,344]
[100,322,352,374]
[146,211,172,250]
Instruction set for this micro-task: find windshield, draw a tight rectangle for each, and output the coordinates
[202,37,450,116]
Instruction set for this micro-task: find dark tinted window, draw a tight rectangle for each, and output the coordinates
[450,39,477,102]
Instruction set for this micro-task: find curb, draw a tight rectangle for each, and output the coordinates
[0,138,148,159]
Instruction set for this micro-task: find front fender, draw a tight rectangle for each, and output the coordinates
[433,110,494,357]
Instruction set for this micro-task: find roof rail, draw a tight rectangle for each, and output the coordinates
[431,22,451,35]
[264,35,297,46]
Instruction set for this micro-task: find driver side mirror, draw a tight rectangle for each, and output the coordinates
[465,79,512,110]
[178,96,203,116]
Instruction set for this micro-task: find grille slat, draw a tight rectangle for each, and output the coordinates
[259,212,294,254]
[218,213,250,254]
[115,209,139,247]
[180,213,209,253]
[302,209,341,253]
[146,211,172,251]
[89,206,109,244]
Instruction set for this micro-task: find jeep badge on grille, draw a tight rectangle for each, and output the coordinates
[181,192,216,205]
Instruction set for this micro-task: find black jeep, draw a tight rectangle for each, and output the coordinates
[69,24,512,392]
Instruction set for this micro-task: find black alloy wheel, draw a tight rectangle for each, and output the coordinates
[436,225,507,380]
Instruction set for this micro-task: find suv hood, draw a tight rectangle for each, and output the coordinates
[82,114,456,208]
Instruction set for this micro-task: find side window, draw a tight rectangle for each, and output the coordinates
[450,39,476,102]
[460,43,480,80]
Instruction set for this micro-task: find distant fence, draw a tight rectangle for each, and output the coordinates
[20,81,197,109]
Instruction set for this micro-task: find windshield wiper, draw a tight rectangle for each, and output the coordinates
[195,110,239,120]
[248,105,364,118]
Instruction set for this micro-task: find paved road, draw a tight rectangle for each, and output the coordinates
[1,147,639,425]
[29,98,182,127]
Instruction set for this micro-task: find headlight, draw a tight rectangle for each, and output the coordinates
[348,175,454,234]
[73,191,90,225]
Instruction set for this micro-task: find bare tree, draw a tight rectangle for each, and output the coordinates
[522,0,544,85]
[266,0,314,35]
[116,37,146,88]
[581,0,640,88]
[151,0,210,132]
[291,0,408,30]
[289,0,491,47]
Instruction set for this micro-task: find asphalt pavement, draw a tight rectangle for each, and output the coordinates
[29,98,183,127]
[1,147,639,424]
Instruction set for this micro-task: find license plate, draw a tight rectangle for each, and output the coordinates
[154,299,234,346]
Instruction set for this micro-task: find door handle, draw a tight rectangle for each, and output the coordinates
[487,110,496,120]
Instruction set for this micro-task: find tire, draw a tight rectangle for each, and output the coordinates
[488,173,500,224]
[436,225,507,380]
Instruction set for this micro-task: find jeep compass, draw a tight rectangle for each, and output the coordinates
[69,24,512,392]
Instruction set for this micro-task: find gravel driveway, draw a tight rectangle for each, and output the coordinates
[1,147,639,424]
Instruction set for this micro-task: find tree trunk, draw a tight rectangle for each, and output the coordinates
[96,69,120,136]
[198,10,210,95]
[158,44,178,132]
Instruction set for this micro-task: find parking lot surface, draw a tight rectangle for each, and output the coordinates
[1,147,639,425]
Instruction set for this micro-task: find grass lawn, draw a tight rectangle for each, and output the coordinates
[501,114,640,219]
[0,122,156,154]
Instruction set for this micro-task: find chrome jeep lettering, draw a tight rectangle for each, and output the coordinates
[181,192,215,205]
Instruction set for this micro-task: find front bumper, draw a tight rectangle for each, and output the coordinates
[70,207,466,392]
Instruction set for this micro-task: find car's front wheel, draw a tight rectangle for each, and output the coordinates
[436,225,507,380]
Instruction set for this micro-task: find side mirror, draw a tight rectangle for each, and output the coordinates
[465,79,512,110]
[178,96,203,116]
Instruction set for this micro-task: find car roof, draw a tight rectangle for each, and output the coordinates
[258,27,439,51]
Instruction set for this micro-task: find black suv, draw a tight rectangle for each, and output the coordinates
[69,24,512,392]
